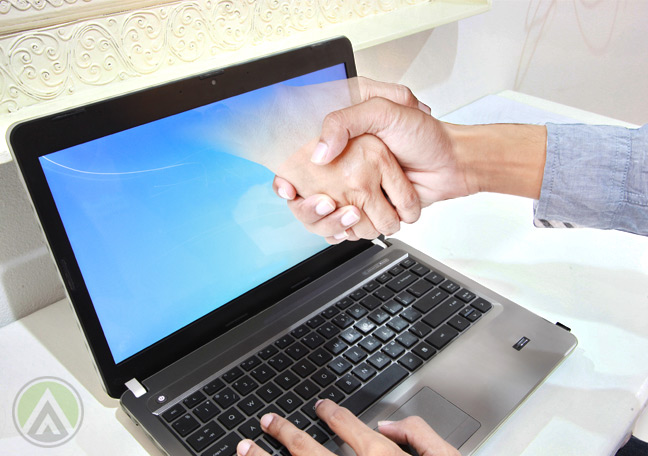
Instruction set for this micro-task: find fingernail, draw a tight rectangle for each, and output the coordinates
[340,210,360,227]
[237,440,252,456]
[278,187,290,200]
[311,142,328,164]
[315,399,324,409]
[315,200,335,216]
[418,101,431,115]
[333,231,348,240]
[260,413,274,430]
[377,420,394,427]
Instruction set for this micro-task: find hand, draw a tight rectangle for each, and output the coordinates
[273,78,433,241]
[275,134,420,242]
[236,399,460,456]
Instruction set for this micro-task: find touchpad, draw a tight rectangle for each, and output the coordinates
[385,387,480,451]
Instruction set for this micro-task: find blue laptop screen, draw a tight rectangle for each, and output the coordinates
[39,64,346,363]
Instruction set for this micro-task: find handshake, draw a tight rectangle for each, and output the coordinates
[268,78,547,243]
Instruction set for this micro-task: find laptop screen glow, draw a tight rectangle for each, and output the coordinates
[39,64,346,363]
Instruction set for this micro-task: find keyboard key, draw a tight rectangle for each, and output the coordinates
[202,432,240,456]
[344,346,368,364]
[386,272,417,292]
[307,315,325,329]
[187,420,224,452]
[352,363,377,381]
[376,272,392,284]
[355,318,376,335]
[285,342,309,360]
[302,333,325,349]
[294,379,319,400]
[277,392,303,413]
[269,353,294,372]
[340,364,408,416]
[203,379,225,396]
[240,355,262,371]
[373,288,395,301]
[350,289,367,300]
[462,307,481,322]
[292,359,317,378]
[358,335,381,353]
[400,258,416,269]
[258,382,282,402]
[339,328,362,345]
[258,344,278,360]
[471,298,492,313]
[389,265,405,276]
[410,264,430,276]
[312,368,336,387]
[302,399,320,420]
[347,304,368,319]
[413,290,449,313]
[382,300,403,315]
[232,376,258,396]
[456,289,476,303]
[398,353,423,371]
[287,411,310,430]
[321,385,345,403]
[408,280,433,297]
[217,407,245,429]
[276,371,299,390]
[424,271,445,285]
[396,331,419,348]
[162,403,185,422]
[440,280,460,294]
[369,309,390,325]
[448,315,470,331]
[400,307,422,323]
[324,337,347,355]
[317,322,340,339]
[321,306,340,319]
[309,347,333,366]
[368,352,391,370]
[408,321,432,338]
[382,340,406,359]
[360,295,381,310]
[363,280,380,292]
[237,394,264,416]
[332,313,354,329]
[394,291,415,306]
[254,439,274,453]
[373,326,396,343]
[275,334,295,349]
[387,316,408,333]
[222,367,243,383]
[213,388,239,409]
[250,365,276,384]
[423,299,464,328]
[172,413,199,437]
[412,342,436,360]
[426,325,459,349]
[290,324,310,339]
[238,418,263,439]
[335,297,353,309]
[329,357,353,375]
[194,400,220,423]
[257,403,283,419]
[336,373,361,394]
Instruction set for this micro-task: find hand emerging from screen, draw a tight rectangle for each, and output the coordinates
[236,400,460,456]
[275,133,420,240]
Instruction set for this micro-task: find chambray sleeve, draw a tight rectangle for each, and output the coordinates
[534,123,648,236]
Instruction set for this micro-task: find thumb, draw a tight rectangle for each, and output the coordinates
[377,416,460,456]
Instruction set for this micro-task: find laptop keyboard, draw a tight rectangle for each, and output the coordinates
[159,256,492,456]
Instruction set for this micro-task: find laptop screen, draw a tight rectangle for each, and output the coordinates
[38,64,346,363]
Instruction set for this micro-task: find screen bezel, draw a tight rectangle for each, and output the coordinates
[10,37,373,398]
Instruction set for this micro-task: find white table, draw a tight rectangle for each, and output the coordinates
[1,92,646,456]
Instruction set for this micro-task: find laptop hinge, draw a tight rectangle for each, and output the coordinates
[125,378,147,398]
[372,238,389,249]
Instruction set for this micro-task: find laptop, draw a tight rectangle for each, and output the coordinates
[8,37,577,455]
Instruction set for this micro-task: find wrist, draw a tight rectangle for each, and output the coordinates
[446,123,547,199]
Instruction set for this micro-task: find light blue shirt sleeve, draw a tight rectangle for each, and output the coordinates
[534,123,648,235]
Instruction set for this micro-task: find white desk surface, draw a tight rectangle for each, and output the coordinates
[1,92,647,456]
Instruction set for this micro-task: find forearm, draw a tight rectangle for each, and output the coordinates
[446,123,547,199]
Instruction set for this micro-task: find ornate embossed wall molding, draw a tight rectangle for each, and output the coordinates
[0,0,490,124]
